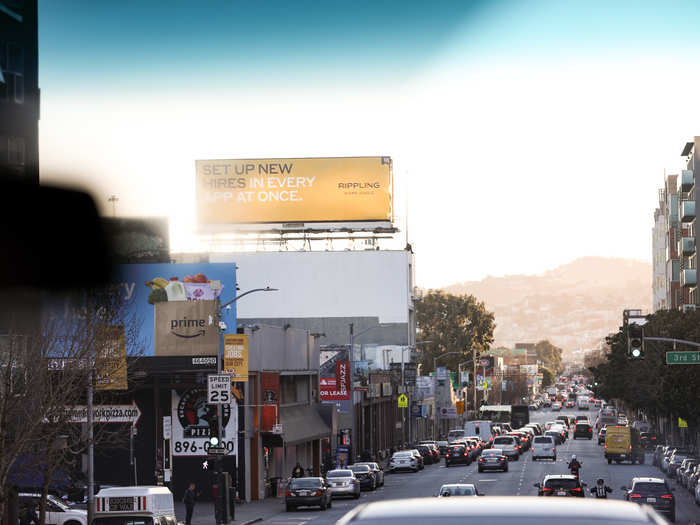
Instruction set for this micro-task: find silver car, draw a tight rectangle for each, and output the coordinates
[531,435,556,461]
[492,436,520,460]
[437,483,481,497]
[336,497,669,525]
[389,451,419,472]
[325,469,360,499]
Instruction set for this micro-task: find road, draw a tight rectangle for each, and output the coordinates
[261,409,699,525]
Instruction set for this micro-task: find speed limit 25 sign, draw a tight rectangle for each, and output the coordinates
[207,374,231,404]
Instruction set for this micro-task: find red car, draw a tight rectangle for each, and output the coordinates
[565,401,575,408]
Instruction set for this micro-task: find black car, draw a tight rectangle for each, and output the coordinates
[623,477,675,523]
[348,464,377,491]
[640,432,659,450]
[573,423,593,439]
[445,445,471,467]
[535,475,586,497]
[477,449,508,472]
[415,445,437,464]
[285,477,332,511]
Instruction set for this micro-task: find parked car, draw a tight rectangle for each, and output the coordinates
[622,477,675,523]
[348,464,377,491]
[355,462,384,487]
[325,469,360,499]
[534,475,587,497]
[285,477,332,511]
[477,449,508,472]
[19,493,87,525]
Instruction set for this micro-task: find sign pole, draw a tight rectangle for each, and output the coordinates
[87,366,94,525]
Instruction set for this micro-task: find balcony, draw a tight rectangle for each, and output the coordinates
[681,170,695,192]
[682,237,696,256]
[681,268,697,288]
[681,201,696,223]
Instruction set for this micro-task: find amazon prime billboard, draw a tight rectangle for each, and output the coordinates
[116,263,237,356]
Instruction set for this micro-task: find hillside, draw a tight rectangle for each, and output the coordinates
[443,257,651,352]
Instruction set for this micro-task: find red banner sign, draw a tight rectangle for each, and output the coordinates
[320,361,351,401]
[261,372,280,431]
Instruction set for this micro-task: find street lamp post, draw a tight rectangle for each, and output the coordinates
[215,286,277,524]
[432,351,462,441]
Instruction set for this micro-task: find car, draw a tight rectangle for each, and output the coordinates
[477,449,508,472]
[555,415,572,428]
[544,429,563,445]
[549,424,568,442]
[492,436,520,460]
[622,477,675,523]
[531,435,556,461]
[677,459,697,488]
[465,435,486,453]
[667,452,688,478]
[551,402,562,411]
[415,445,437,465]
[686,464,700,494]
[436,440,449,456]
[388,451,419,472]
[508,432,528,452]
[285,477,332,511]
[419,442,441,462]
[598,426,607,445]
[640,432,659,449]
[573,415,589,424]
[565,401,575,408]
[652,445,665,466]
[349,464,377,490]
[436,483,482,497]
[325,469,360,499]
[355,462,384,487]
[19,493,87,525]
[445,444,471,467]
[336,497,672,525]
[524,423,543,435]
[463,439,481,460]
[573,423,593,439]
[534,475,587,497]
[408,449,425,469]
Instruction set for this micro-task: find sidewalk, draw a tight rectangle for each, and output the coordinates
[175,497,286,525]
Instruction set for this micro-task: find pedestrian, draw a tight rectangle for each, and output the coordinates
[292,462,304,478]
[183,482,197,525]
[19,503,38,525]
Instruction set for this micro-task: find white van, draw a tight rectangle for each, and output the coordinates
[463,421,494,447]
[93,486,175,525]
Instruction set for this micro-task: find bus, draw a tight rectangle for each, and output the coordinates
[510,404,530,428]
[478,405,512,424]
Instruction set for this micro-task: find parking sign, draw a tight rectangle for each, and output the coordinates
[208,374,231,404]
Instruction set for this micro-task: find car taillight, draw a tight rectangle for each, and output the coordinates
[630,493,642,499]
[499,457,505,461]
[629,445,632,450]
[552,447,556,451]
[661,494,673,500]
[463,453,468,457]
[312,490,322,496]
[570,488,582,492]
[589,429,592,432]
[542,487,553,492]
[478,458,484,462]
[489,437,493,442]
[446,454,450,458]
[286,491,292,497]
[604,444,607,449]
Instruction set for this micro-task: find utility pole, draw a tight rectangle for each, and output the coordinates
[349,323,355,461]
[473,347,477,417]
[87,367,94,525]
[108,195,119,217]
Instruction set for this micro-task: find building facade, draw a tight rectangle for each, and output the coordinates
[652,189,668,311]
[680,139,698,308]
[0,0,39,183]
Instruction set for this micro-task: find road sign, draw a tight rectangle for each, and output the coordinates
[439,407,457,419]
[397,394,408,408]
[208,374,231,404]
[666,351,700,364]
[272,424,283,434]
[65,403,141,424]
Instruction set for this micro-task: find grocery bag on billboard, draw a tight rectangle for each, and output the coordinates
[183,282,222,301]
[154,300,219,356]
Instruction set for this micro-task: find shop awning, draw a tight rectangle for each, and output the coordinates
[280,405,332,445]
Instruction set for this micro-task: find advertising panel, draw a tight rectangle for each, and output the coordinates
[115,263,237,356]
[261,372,280,431]
[171,389,237,456]
[223,334,249,381]
[195,157,393,227]
[436,366,447,380]
[95,325,128,391]
[415,376,434,399]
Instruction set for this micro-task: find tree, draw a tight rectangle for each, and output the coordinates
[0,287,143,524]
[540,366,554,388]
[416,290,495,374]
[534,340,564,375]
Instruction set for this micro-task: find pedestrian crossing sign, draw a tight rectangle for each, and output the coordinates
[398,394,408,408]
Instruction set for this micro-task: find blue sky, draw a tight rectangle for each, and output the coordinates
[38,1,700,287]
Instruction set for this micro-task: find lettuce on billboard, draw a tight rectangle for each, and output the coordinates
[195,157,393,227]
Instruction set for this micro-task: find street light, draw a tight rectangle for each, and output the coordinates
[433,351,462,440]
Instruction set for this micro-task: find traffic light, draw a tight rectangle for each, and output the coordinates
[209,418,220,446]
[627,323,644,359]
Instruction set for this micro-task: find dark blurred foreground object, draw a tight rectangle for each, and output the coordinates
[0,179,114,290]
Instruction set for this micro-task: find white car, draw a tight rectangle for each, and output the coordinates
[19,493,87,525]
[551,402,562,411]
[531,435,556,461]
[389,451,420,472]
[695,478,700,504]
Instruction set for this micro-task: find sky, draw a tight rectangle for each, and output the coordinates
[37,0,700,288]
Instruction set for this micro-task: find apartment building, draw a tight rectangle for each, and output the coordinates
[680,138,698,308]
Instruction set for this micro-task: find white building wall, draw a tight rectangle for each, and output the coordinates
[210,250,412,323]
[652,209,668,311]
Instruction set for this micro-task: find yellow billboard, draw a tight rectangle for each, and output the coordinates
[223,334,248,382]
[195,157,392,226]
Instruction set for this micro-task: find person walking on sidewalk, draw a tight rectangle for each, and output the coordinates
[183,482,197,525]
[292,462,304,478]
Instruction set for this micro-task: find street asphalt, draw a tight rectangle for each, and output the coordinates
[252,409,699,525]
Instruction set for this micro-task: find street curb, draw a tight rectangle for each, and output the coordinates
[240,518,264,525]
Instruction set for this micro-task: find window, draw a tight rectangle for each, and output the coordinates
[0,43,24,104]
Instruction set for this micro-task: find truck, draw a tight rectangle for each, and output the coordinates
[510,404,530,429]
